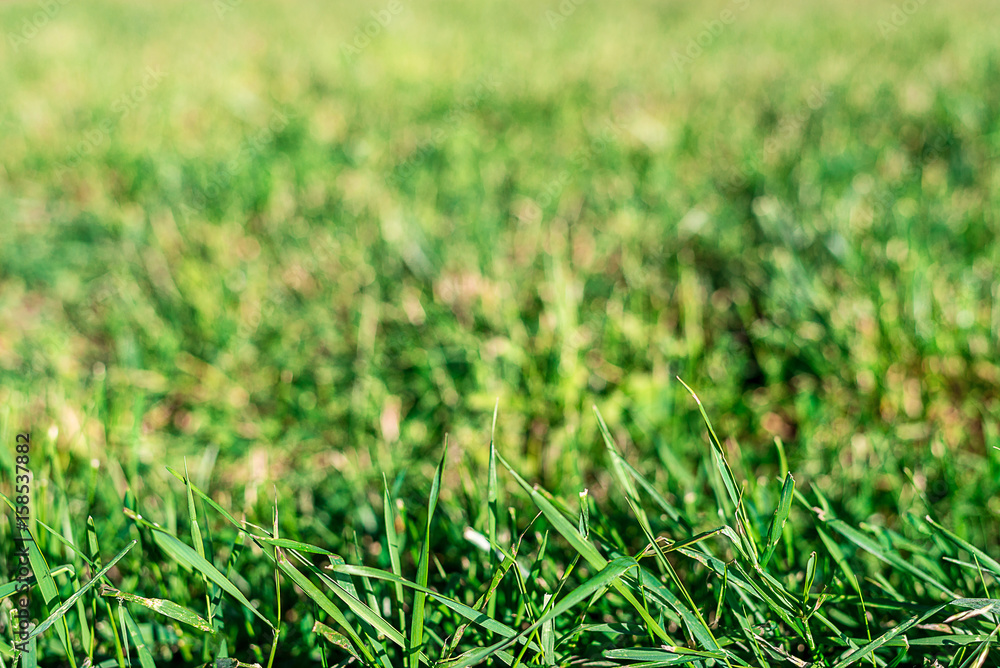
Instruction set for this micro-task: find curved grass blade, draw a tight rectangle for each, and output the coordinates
[255,537,334,556]
[596,406,723,654]
[141,523,273,630]
[102,586,215,633]
[312,621,361,662]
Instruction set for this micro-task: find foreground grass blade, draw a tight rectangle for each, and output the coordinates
[595,406,723,654]
[487,398,500,622]
[497,453,674,646]
[831,604,946,668]
[101,586,216,633]
[332,563,540,650]
[410,439,448,667]
[28,541,136,640]
[761,472,795,568]
[120,606,157,668]
[272,556,375,664]
[677,379,759,564]
[383,476,407,636]
[132,517,274,630]
[442,557,661,668]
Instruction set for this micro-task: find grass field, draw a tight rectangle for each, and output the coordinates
[2,0,1000,665]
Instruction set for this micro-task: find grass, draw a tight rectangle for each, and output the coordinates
[1,0,1000,664]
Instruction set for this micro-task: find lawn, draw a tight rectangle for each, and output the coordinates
[1,0,1000,665]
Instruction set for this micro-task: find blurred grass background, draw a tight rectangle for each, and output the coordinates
[1,0,999,612]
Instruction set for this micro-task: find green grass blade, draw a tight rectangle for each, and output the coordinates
[332,563,540,649]
[120,606,157,668]
[28,540,136,640]
[102,586,216,633]
[831,604,946,668]
[760,472,795,568]
[487,398,500,622]
[382,476,407,636]
[442,557,650,668]
[312,622,362,662]
[677,379,759,564]
[497,453,674,645]
[254,537,334,555]
[141,524,274,630]
[410,439,448,667]
[272,556,375,664]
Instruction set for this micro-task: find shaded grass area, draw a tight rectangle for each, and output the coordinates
[1,0,999,664]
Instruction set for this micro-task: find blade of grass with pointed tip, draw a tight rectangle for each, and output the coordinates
[28,540,136,640]
[760,473,794,568]
[595,406,722,653]
[164,466,243,529]
[497,453,673,646]
[254,537,334,556]
[383,476,407,635]
[184,459,213,640]
[184,459,206,565]
[143,526,273,630]
[677,378,759,564]
[410,439,447,668]
[487,398,500,622]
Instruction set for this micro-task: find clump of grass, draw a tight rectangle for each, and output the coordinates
[3,390,999,667]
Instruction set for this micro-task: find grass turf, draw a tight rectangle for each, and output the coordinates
[1,0,1000,664]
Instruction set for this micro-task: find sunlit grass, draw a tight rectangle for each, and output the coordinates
[1,0,999,664]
